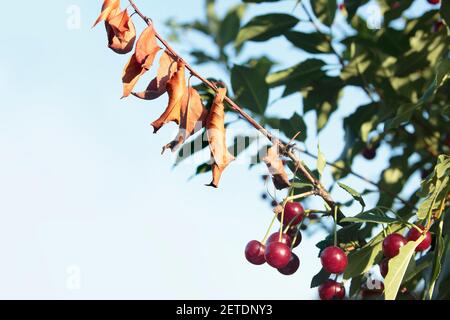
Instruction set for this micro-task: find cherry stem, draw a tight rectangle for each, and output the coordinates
[126,0,346,223]
[261,214,278,245]
[333,206,338,247]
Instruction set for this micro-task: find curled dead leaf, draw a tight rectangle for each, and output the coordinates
[206,88,235,188]
[263,146,291,190]
[162,87,208,153]
[151,62,186,133]
[135,25,160,66]
[122,27,161,98]
[132,51,178,100]
[105,9,136,54]
[93,0,121,28]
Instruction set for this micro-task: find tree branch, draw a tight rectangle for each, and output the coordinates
[127,0,347,222]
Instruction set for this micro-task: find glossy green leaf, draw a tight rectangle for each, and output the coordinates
[284,31,331,54]
[317,144,326,178]
[343,241,383,280]
[236,14,299,46]
[311,0,337,26]
[338,182,366,208]
[231,64,269,115]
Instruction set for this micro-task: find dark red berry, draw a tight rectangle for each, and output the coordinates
[379,258,389,278]
[407,226,432,252]
[382,233,407,258]
[287,228,302,248]
[361,282,384,300]
[320,246,348,274]
[433,20,444,32]
[245,240,266,265]
[264,242,291,269]
[427,0,440,5]
[278,202,305,226]
[267,232,292,247]
[278,253,300,275]
[338,3,345,11]
[445,138,450,148]
[362,147,377,160]
[318,280,345,300]
[271,200,278,207]
[391,1,401,9]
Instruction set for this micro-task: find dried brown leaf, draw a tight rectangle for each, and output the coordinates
[93,0,120,28]
[162,87,208,153]
[132,51,177,100]
[206,88,235,188]
[105,9,136,54]
[135,25,160,66]
[263,146,291,190]
[151,62,186,133]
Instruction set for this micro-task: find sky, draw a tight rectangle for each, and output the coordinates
[0,0,431,299]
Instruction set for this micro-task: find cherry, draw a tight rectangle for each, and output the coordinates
[278,202,305,226]
[318,280,345,300]
[278,252,300,275]
[379,258,389,278]
[362,147,377,160]
[427,0,440,4]
[361,282,384,300]
[264,242,291,269]
[382,233,407,258]
[391,1,401,9]
[338,3,345,11]
[433,20,444,32]
[320,246,348,274]
[287,228,302,248]
[267,232,292,247]
[245,240,266,265]
[406,225,432,252]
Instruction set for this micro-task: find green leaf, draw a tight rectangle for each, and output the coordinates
[311,268,331,288]
[266,59,326,88]
[384,237,424,300]
[317,144,326,178]
[243,0,282,2]
[218,5,246,47]
[338,182,366,208]
[341,212,397,225]
[236,14,299,46]
[428,219,445,299]
[311,0,337,27]
[284,31,331,54]
[344,0,369,21]
[343,241,383,280]
[440,0,450,28]
[231,65,269,115]
[265,113,307,142]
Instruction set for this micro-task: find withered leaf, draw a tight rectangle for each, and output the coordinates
[122,28,161,98]
[263,146,291,190]
[206,88,235,188]
[151,62,186,133]
[93,0,121,28]
[135,25,160,66]
[105,9,136,54]
[162,87,208,153]
[132,51,178,100]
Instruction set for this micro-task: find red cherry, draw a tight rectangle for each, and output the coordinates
[245,240,266,265]
[362,147,376,160]
[338,3,345,11]
[320,246,348,274]
[267,232,292,247]
[407,226,432,252]
[382,233,407,258]
[445,138,450,148]
[361,282,384,299]
[318,280,345,300]
[391,1,401,9]
[433,20,444,32]
[264,242,291,269]
[379,258,389,278]
[278,202,305,226]
[427,0,440,4]
[278,253,300,275]
[287,228,302,248]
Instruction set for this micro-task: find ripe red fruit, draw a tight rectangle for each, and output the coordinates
[379,258,389,278]
[382,233,407,258]
[320,246,348,274]
[287,228,302,248]
[407,226,432,252]
[264,242,292,269]
[267,232,292,247]
[278,253,300,275]
[278,202,305,226]
[318,280,345,300]
[245,240,266,265]
[361,282,384,300]
[338,3,345,11]
[362,147,377,160]
[427,0,440,4]
[433,20,444,32]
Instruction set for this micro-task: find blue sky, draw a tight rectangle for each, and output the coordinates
[0,0,430,299]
